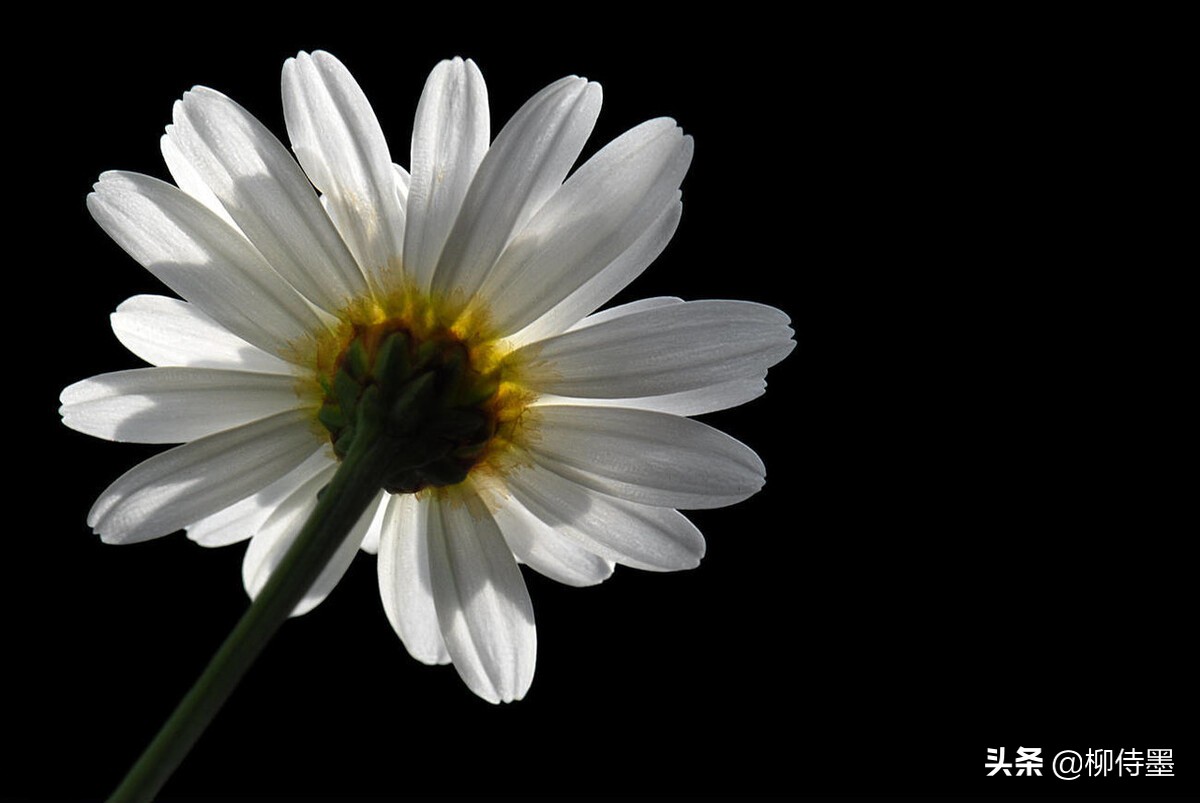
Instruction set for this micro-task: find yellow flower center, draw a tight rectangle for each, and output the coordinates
[293,283,535,494]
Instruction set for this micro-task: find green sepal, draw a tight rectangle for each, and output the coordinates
[332,425,356,458]
[343,338,370,382]
[374,331,411,394]
[387,371,436,434]
[457,371,500,408]
[386,434,452,472]
[332,370,361,415]
[317,402,348,433]
[413,339,441,372]
[411,458,471,488]
[437,347,468,401]
[429,409,489,441]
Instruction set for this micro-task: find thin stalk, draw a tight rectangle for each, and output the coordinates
[109,414,389,803]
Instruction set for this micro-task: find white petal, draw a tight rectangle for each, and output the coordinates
[357,497,387,555]
[403,57,489,291]
[111,295,295,374]
[527,406,765,509]
[161,134,238,229]
[186,449,333,547]
[514,300,794,401]
[508,197,682,347]
[88,409,318,544]
[377,494,450,665]
[88,171,329,358]
[282,51,405,289]
[60,368,303,444]
[168,87,367,311]
[564,296,683,330]
[483,120,693,336]
[393,163,411,205]
[427,488,536,703]
[431,76,601,301]
[488,491,615,586]
[533,380,766,417]
[503,464,705,571]
[242,466,379,617]
[528,297,768,416]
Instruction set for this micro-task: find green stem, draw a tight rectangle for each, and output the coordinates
[109,417,389,803]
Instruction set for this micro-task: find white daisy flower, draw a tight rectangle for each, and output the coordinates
[62,51,794,704]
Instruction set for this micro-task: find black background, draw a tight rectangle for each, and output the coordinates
[11,8,1194,802]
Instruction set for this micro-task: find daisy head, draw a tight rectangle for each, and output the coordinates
[62,52,794,703]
